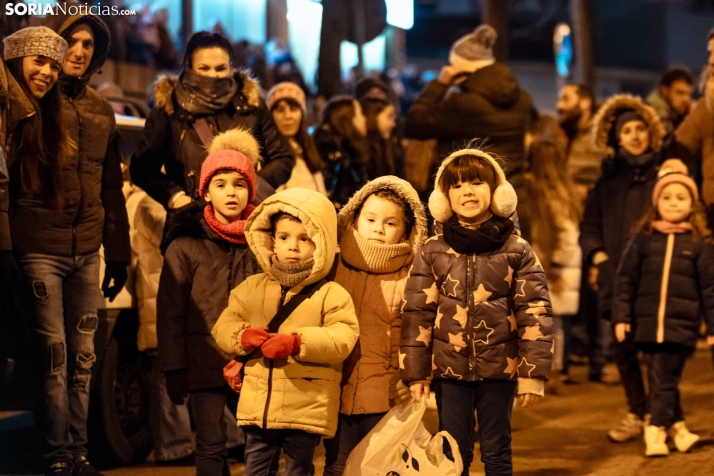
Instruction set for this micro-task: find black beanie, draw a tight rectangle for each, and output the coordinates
[615,110,646,139]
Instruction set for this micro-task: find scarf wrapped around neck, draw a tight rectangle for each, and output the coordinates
[175,69,238,115]
[270,257,315,288]
[443,215,515,254]
[652,220,692,234]
[203,204,255,245]
[339,226,412,274]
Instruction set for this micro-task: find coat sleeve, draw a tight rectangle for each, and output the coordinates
[101,122,131,263]
[513,241,553,381]
[0,146,10,251]
[400,246,438,383]
[674,100,704,158]
[404,80,451,140]
[130,107,184,208]
[579,178,606,262]
[611,234,644,325]
[253,104,294,189]
[211,279,254,357]
[696,242,714,336]
[294,283,359,365]
[156,240,193,372]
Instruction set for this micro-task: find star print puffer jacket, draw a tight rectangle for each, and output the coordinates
[401,219,553,393]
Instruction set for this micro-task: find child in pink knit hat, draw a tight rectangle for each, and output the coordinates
[612,161,714,458]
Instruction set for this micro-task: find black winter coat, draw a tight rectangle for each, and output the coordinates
[157,201,259,390]
[612,232,714,347]
[401,228,552,384]
[405,63,535,176]
[9,13,130,262]
[130,72,294,209]
[314,129,368,207]
[579,154,659,315]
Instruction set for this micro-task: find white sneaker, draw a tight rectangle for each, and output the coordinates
[608,413,644,442]
[644,425,669,457]
[668,421,700,453]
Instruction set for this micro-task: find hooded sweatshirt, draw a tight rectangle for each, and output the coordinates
[212,188,359,437]
[335,176,427,415]
[13,11,131,262]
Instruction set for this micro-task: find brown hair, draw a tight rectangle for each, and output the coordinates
[6,57,70,202]
[634,200,714,243]
[315,96,368,166]
[270,97,324,174]
[360,96,396,177]
[270,211,302,235]
[439,154,499,195]
[354,188,414,239]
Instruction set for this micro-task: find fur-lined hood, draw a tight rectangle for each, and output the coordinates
[153,70,260,117]
[337,176,427,256]
[591,94,667,158]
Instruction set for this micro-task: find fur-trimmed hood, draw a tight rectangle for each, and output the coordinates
[337,176,427,256]
[153,70,260,117]
[592,94,667,158]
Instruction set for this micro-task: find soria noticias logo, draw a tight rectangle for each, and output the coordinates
[5,3,137,16]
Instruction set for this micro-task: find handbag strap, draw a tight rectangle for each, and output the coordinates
[267,279,328,334]
[193,118,214,148]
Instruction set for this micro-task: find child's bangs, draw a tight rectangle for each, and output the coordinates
[439,155,498,192]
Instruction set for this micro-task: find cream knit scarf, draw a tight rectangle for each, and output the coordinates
[270,257,314,288]
[340,226,412,274]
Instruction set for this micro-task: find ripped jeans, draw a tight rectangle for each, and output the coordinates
[17,252,101,465]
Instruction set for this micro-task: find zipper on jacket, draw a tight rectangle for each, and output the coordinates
[466,254,475,380]
[262,287,288,428]
[656,234,675,343]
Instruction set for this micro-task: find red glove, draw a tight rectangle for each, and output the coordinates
[241,327,270,351]
[261,333,301,359]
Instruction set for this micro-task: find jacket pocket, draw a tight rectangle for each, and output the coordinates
[237,374,260,417]
[280,377,339,422]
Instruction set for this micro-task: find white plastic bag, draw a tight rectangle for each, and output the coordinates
[343,398,463,476]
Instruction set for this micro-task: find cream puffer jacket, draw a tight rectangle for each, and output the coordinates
[334,176,427,415]
[212,188,359,437]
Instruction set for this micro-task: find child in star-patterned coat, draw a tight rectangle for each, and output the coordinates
[401,147,553,476]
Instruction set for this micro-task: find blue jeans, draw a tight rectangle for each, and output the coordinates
[17,252,101,465]
[243,426,320,476]
[434,379,517,476]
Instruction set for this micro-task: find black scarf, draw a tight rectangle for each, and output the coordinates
[174,69,238,115]
[443,215,514,255]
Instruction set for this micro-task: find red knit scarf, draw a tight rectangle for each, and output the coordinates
[203,204,255,245]
[652,220,692,234]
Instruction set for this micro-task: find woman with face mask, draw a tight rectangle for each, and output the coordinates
[266,82,327,195]
[130,31,294,212]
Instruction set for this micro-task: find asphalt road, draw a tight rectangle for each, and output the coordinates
[2,346,714,476]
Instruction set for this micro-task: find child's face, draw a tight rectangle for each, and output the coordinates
[448,179,492,226]
[355,194,406,245]
[273,217,316,263]
[657,183,692,223]
[618,120,650,156]
[205,171,249,224]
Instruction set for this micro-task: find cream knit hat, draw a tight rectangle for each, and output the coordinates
[266,82,306,113]
[4,26,68,66]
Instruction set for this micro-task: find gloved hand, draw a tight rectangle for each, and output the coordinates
[261,333,301,360]
[241,327,271,352]
[164,369,188,405]
[0,251,24,316]
[388,371,411,405]
[102,261,128,302]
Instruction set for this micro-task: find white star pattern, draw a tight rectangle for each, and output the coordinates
[473,283,492,303]
[504,266,513,286]
[399,352,406,369]
[521,325,544,341]
[473,320,495,345]
[518,357,537,377]
[441,367,463,380]
[448,332,467,352]
[441,274,460,298]
[416,326,432,346]
[435,307,445,329]
[514,279,526,298]
[504,357,518,378]
[507,312,517,332]
[453,304,468,328]
[526,301,547,319]
[423,282,439,304]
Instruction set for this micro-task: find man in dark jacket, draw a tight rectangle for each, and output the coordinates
[129,32,294,212]
[39,10,130,476]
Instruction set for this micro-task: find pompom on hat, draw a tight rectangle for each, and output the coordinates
[3,26,68,66]
[198,128,262,201]
[449,24,497,73]
[266,82,306,113]
[428,148,517,223]
[652,158,699,205]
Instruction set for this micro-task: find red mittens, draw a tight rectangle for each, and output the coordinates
[261,333,301,360]
[241,327,270,351]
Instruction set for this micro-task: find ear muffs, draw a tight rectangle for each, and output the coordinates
[428,149,517,223]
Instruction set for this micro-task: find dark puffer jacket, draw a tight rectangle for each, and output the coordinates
[8,13,130,262]
[314,128,368,207]
[130,72,294,209]
[157,201,259,390]
[405,63,535,176]
[400,231,552,384]
[612,232,714,348]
